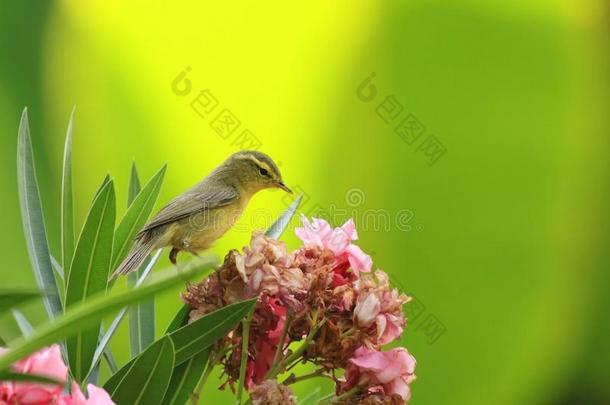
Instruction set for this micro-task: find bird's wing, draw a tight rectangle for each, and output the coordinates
[137,185,239,236]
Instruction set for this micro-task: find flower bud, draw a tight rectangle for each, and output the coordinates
[354,292,381,327]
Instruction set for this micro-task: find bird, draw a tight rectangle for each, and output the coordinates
[111,150,291,278]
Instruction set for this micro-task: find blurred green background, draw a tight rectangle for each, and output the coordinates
[1,0,609,403]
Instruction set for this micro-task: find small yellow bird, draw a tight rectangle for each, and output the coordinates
[111,150,291,278]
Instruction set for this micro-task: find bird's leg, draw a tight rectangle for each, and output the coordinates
[170,247,191,287]
[169,247,180,266]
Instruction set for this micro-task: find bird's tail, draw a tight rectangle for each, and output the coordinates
[110,237,157,279]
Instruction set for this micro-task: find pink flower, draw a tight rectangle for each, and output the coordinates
[345,347,416,402]
[59,383,115,405]
[295,216,372,276]
[0,345,115,405]
[354,291,381,327]
[235,231,306,311]
[375,305,406,345]
[0,345,66,404]
[354,271,410,345]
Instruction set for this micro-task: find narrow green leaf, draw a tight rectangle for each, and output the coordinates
[50,254,65,280]
[165,305,190,334]
[17,108,63,320]
[161,348,210,405]
[237,309,254,402]
[88,360,100,385]
[0,289,39,314]
[103,347,119,374]
[11,309,34,337]
[92,175,111,205]
[0,371,62,385]
[128,160,141,207]
[106,336,175,405]
[106,298,256,397]
[160,303,208,405]
[130,289,155,357]
[49,255,66,302]
[170,298,258,366]
[127,161,152,357]
[117,164,165,357]
[298,387,321,405]
[112,163,166,270]
[265,194,303,239]
[90,250,162,376]
[0,259,215,372]
[65,179,116,381]
[61,108,75,277]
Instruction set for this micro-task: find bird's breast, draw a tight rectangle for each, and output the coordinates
[170,199,247,252]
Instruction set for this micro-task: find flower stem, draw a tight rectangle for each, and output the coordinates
[318,386,361,404]
[281,368,328,385]
[266,318,326,380]
[272,312,292,367]
[190,348,222,405]
[236,307,255,403]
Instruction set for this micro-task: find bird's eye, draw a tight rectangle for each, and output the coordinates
[258,167,269,177]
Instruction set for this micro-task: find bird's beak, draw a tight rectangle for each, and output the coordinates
[276,181,292,193]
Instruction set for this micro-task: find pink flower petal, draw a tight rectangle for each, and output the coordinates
[14,386,55,405]
[354,293,381,327]
[25,345,68,383]
[345,245,372,274]
[387,377,411,401]
[374,349,412,383]
[85,384,116,405]
[341,219,358,240]
[375,314,388,339]
[295,215,334,248]
[324,229,350,255]
[349,350,388,371]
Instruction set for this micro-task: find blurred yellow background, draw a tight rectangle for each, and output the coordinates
[0,0,608,403]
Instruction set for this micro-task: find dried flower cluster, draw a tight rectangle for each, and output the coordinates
[182,215,416,404]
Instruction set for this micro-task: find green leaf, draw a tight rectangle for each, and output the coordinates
[90,250,162,375]
[170,298,258,366]
[298,387,321,405]
[0,371,62,385]
[128,284,156,357]
[0,289,39,314]
[65,179,116,381]
[106,298,256,397]
[50,254,65,280]
[127,162,151,357]
[112,163,166,271]
[160,303,208,405]
[115,163,166,357]
[265,194,303,239]
[128,160,141,206]
[161,348,210,405]
[165,304,190,334]
[11,309,34,337]
[61,108,75,277]
[17,108,63,320]
[92,174,111,206]
[0,259,215,372]
[103,346,119,374]
[105,336,175,405]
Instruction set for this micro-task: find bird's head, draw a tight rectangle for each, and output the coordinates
[222,150,291,194]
